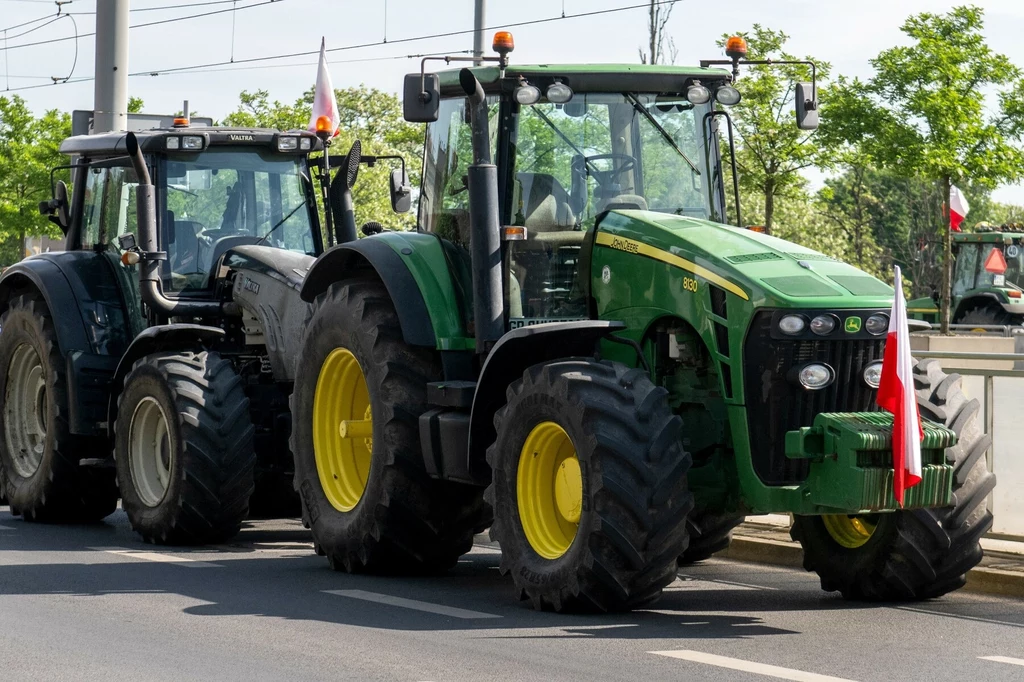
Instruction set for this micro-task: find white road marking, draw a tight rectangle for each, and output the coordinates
[668,576,774,591]
[324,589,502,620]
[0,524,14,530]
[896,606,1024,629]
[91,548,220,568]
[980,656,1024,667]
[649,650,857,682]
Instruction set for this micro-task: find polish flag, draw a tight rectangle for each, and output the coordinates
[308,38,340,137]
[950,185,969,232]
[876,265,923,506]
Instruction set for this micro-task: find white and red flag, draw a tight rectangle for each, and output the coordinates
[876,265,924,506]
[308,38,340,137]
[949,185,969,232]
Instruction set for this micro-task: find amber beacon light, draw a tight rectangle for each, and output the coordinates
[492,31,515,53]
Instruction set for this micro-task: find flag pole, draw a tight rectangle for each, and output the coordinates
[940,176,952,335]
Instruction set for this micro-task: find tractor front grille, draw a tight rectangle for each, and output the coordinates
[742,311,885,484]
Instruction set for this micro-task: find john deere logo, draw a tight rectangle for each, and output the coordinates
[844,316,862,333]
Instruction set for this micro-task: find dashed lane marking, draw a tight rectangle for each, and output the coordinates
[648,650,857,682]
[0,524,14,530]
[980,656,1024,667]
[668,576,775,591]
[324,589,502,620]
[90,548,221,568]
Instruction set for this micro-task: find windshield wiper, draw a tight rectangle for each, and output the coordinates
[625,93,701,177]
[255,201,307,246]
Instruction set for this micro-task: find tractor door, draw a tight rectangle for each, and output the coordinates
[76,159,146,342]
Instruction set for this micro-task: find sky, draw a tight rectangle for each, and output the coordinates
[3,0,1024,203]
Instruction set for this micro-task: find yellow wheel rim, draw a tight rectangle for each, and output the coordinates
[517,421,582,560]
[313,348,372,512]
[822,514,878,549]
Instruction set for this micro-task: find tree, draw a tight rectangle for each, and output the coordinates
[815,159,887,280]
[638,0,676,65]
[0,96,71,264]
[719,26,830,235]
[223,85,422,232]
[824,6,1024,332]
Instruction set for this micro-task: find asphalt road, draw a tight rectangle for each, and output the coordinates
[2,508,1023,682]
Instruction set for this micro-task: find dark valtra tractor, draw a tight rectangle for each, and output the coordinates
[0,119,391,542]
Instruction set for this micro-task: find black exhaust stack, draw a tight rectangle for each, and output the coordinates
[126,132,225,318]
[459,68,503,354]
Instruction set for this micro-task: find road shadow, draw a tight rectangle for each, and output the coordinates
[3,507,1010,640]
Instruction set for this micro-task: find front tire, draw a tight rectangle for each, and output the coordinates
[290,279,487,573]
[0,294,116,521]
[486,360,693,612]
[792,359,994,600]
[677,510,745,565]
[114,351,256,544]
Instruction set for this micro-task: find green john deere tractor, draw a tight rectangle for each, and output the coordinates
[286,36,994,611]
[908,225,1024,328]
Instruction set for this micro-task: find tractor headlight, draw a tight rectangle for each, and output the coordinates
[277,136,299,151]
[715,85,742,106]
[546,82,574,104]
[797,363,835,391]
[779,314,807,335]
[863,361,883,389]
[810,314,838,336]
[686,82,711,105]
[866,313,889,335]
[515,84,541,105]
[181,136,204,151]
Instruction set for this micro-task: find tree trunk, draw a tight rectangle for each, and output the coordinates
[19,225,25,261]
[763,180,775,236]
[939,176,952,335]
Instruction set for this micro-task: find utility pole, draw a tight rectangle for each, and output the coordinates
[93,0,130,133]
[473,0,485,66]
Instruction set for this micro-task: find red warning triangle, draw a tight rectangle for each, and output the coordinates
[984,248,1007,274]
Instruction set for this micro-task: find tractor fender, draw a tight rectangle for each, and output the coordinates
[0,258,92,355]
[466,320,627,474]
[106,324,226,438]
[300,237,438,347]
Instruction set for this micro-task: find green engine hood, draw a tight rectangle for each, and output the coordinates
[597,211,895,309]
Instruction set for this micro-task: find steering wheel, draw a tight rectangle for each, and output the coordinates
[584,153,636,187]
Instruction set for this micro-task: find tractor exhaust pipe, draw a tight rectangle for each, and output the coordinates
[459,68,503,353]
[126,132,225,318]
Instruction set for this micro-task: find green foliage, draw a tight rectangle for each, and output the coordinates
[223,86,422,231]
[719,26,830,234]
[824,6,1024,186]
[0,95,71,263]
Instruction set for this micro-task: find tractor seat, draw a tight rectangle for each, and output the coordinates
[596,194,649,214]
[169,215,202,274]
[517,173,575,232]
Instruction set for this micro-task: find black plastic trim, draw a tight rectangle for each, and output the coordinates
[299,238,437,347]
[466,320,626,476]
[106,324,225,437]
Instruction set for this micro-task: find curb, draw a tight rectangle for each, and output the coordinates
[718,532,1024,599]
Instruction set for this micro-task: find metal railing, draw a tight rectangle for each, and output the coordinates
[912,347,1024,541]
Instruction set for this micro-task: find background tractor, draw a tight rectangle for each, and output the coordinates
[286,35,994,611]
[0,119,401,542]
[908,224,1024,328]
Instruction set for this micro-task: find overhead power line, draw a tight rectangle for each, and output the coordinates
[1,0,282,52]
[0,0,680,93]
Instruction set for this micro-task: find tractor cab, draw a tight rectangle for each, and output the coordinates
[51,125,324,310]
[416,64,734,329]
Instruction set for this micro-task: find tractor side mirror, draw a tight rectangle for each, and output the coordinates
[404,73,440,123]
[38,180,70,234]
[390,168,412,214]
[795,82,818,130]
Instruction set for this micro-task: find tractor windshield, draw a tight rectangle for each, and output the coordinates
[511,93,715,230]
[954,242,1024,294]
[160,148,318,293]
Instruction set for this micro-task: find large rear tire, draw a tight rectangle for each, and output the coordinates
[486,360,693,612]
[957,305,1013,330]
[791,359,994,600]
[114,351,256,544]
[0,294,117,522]
[290,279,487,573]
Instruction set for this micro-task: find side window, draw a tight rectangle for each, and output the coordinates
[80,165,138,250]
[952,244,979,296]
[419,96,498,248]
